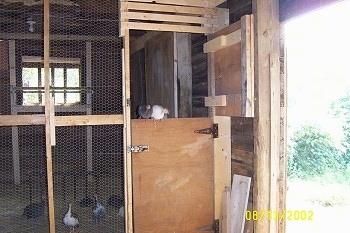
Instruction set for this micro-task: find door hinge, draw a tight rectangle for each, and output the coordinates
[197,219,220,232]
[194,123,218,138]
[127,145,149,153]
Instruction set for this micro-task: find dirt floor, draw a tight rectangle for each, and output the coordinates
[0,176,125,233]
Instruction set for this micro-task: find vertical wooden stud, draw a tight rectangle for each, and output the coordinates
[86,42,93,179]
[173,33,179,118]
[252,0,280,233]
[43,0,56,231]
[213,116,231,222]
[122,30,133,233]
[9,40,20,185]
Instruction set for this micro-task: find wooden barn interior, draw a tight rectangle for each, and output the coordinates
[0,0,341,232]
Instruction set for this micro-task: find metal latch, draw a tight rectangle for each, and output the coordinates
[197,219,219,232]
[194,123,218,138]
[127,145,149,153]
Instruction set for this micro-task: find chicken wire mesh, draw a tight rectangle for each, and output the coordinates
[0,1,124,232]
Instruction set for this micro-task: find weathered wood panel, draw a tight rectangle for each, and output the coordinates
[132,118,214,233]
[0,41,10,115]
[145,32,175,117]
[214,43,242,116]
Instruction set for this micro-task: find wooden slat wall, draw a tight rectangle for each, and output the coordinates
[145,32,175,117]
[119,0,229,35]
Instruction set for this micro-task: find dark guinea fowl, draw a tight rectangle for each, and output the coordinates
[79,195,94,207]
[92,196,106,224]
[108,194,124,209]
[22,194,45,219]
[63,203,79,233]
[137,104,153,119]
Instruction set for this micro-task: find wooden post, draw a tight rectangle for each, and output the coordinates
[252,0,280,233]
[278,24,287,233]
[9,40,20,185]
[122,30,133,233]
[86,42,93,180]
[175,32,192,118]
[43,0,56,231]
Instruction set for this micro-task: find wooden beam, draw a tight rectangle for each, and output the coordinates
[9,40,20,185]
[213,116,231,220]
[176,32,192,117]
[203,29,241,53]
[86,42,93,179]
[130,31,161,55]
[240,15,254,117]
[120,2,219,15]
[252,1,280,233]
[122,30,134,233]
[43,0,55,232]
[121,11,219,25]
[230,174,251,233]
[121,22,214,34]
[0,114,124,126]
[127,0,211,7]
[0,33,121,41]
[22,56,80,64]
[205,94,242,107]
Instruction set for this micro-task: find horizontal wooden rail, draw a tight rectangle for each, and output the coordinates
[0,114,124,126]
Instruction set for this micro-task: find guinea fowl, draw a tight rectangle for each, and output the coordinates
[92,196,106,224]
[23,194,45,219]
[151,105,169,120]
[108,194,124,218]
[137,104,153,119]
[63,203,79,233]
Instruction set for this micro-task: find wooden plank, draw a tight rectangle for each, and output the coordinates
[241,15,254,117]
[130,31,161,55]
[231,174,251,233]
[278,24,287,233]
[217,8,230,29]
[43,0,55,232]
[204,29,241,53]
[0,33,121,41]
[22,56,80,64]
[0,114,124,126]
[176,32,192,117]
[208,53,216,116]
[212,0,227,7]
[214,116,231,220]
[120,2,219,15]
[121,22,214,34]
[252,0,280,233]
[121,11,219,25]
[221,187,231,233]
[122,30,133,233]
[132,118,214,232]
[205,94,242,107]
[127,0,211,7]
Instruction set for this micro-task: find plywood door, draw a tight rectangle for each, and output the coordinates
[132,118,214,233]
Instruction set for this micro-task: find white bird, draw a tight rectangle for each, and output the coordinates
[151,105,169,120]
[63,203,79,233]
[92,196,106,224]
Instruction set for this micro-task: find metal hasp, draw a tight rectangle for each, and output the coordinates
[128,145,149,153]
[197,219,220,232]
[194,123,218,138]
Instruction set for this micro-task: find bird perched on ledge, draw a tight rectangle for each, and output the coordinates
[137,104,153,119]
[151,105,169,120]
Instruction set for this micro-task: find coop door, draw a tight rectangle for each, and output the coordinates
[131,118,214,232]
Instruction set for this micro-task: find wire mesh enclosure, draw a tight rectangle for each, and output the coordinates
[0,1,125,232]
